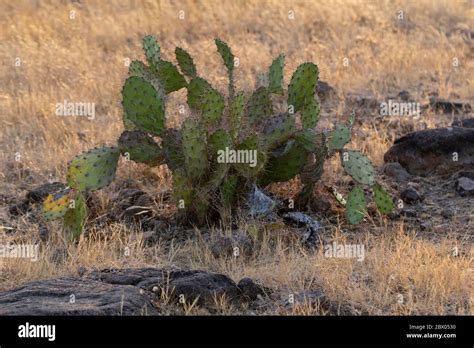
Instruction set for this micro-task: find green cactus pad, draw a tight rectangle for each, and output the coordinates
[215,38,234,74]
[234,135,266,177]
[345,186,367,224]
[221,175,239,207]
[172,169,194,208]
[143,35,160,68]
[373,183,393,214]
[42,188,76,220]
[261,139,307,184]
[66,147,120,192]
[162,128,185,171]
[118,130,164,166]
[230,92,245,139]
[202,88,225,125]
[182,118,208,181]
[175,47,197,78]
[209,129,232,155]
[262,113,296,149]
[328,123,351,151]
[156,60,187,94]
[247,87,272,125]
[122,76,165,136]
[187,77,213,111]
[128,60,148,78]
[340,150,375,186]
[63,192,87,242]
[287,62,318,113]
[268,54,285,94]
[300,98,320,129]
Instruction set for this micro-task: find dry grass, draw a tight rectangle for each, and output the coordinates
[0,0,473,315]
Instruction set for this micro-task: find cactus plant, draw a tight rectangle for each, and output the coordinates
[43,35,394,240]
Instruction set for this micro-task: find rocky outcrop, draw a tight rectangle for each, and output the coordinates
[384,127,474,176]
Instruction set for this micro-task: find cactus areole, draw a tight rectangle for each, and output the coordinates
[43,36,393,241]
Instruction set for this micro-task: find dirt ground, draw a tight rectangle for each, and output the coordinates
[0,0,473,315]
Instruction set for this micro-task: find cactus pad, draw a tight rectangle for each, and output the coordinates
[156,60,187,94]
[128,60,148,78]
[268,54,285,94]
[328,123,351,151]
[63,192,87,242]
[182,118,208,181]
[345,186,366,225]
[373,183,393,214]
[287,62,318,112]
[187,77,212,111]
[66,147,120,191]
[261,140,307,184]
[175,47,197,78]
[220,175,239,207]
[143,35,160,68]
[230,92,245,140]
[300,97,320,129]
[215,38,234,74]
[162,128,185,171]
[341,150,375,186]
[234,134,266,177]
[247,87,272,125]
[262,112,296,149]
[42,188,76,220]
[172,169,194,207]
[122,76,165,136]
[202,88,225,125]
[118,130,164,166]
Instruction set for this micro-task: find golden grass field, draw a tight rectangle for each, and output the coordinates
[0,0,473,315]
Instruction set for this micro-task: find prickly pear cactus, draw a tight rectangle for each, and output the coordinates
[43,36,394,241]
[66,147,120,192]
[346,186,367,224]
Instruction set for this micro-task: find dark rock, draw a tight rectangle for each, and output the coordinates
[401,208,417,217]
[210,234,254,258]
[452,118,474,128]
[169,272,240,306]
[429,98,471,114]
[420,221,432,231]
[384,128,474,176]
[237,278,266,301]
[317,80,336,101]
[0,277,159,315]
[398,90,411,101]
[401,186,423,204]
[455,177,474,197]
[88,268,242,307]
[441,209,454,220]
[25,182,66,203]
[0,268,264,314]
[383,162,411,182]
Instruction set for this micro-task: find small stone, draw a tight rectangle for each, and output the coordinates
[383,162,411,182]
[237,277,265,301]
[401,208,417,217]
[420,221,432,231]
[455,177,474,197]
[401,186,423,204]
[441,209,454,220]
